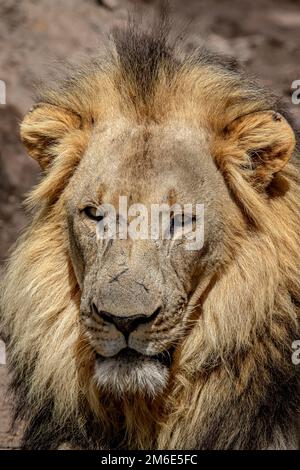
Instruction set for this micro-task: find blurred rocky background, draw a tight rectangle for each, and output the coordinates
[0,0,300,449]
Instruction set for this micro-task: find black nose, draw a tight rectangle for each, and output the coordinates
[92,304,161,339]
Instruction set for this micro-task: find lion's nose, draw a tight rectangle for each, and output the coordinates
[92,304,161,339]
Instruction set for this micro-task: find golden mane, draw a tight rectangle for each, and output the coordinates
[0,24,299,449]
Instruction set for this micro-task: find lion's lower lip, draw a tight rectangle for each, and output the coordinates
[95,347,173,367]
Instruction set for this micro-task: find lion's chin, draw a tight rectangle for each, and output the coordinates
[93,348,170,398]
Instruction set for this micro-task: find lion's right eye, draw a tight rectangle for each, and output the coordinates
[83,206,103,222]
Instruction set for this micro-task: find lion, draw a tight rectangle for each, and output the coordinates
[0,22,299,450]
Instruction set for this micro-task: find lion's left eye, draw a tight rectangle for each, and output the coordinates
[170,213,196,237]
[170,213,184,236]
[83,206,103,222]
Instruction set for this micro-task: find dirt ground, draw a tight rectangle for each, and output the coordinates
[1,0,300,449]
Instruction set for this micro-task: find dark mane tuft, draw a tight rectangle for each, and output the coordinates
[112,16,179,100]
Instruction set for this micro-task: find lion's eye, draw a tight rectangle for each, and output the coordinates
[170,213,197,237]
[169,213,184,237]
[184,214,197,227]
[83,206,103,222]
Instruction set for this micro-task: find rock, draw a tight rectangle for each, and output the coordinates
[96,0,119,10]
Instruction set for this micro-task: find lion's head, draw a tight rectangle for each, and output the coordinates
[1,24,299,450]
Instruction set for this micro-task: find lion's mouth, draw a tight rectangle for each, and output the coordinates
[95,347,173,368]
[94,347,173,396]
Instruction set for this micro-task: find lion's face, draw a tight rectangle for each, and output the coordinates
[65,118,230,396]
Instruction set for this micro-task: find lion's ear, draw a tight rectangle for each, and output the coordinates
[20,104,82,170]
[222,110,296,187]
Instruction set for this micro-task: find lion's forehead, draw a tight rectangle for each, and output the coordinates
[70,118,218,204]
